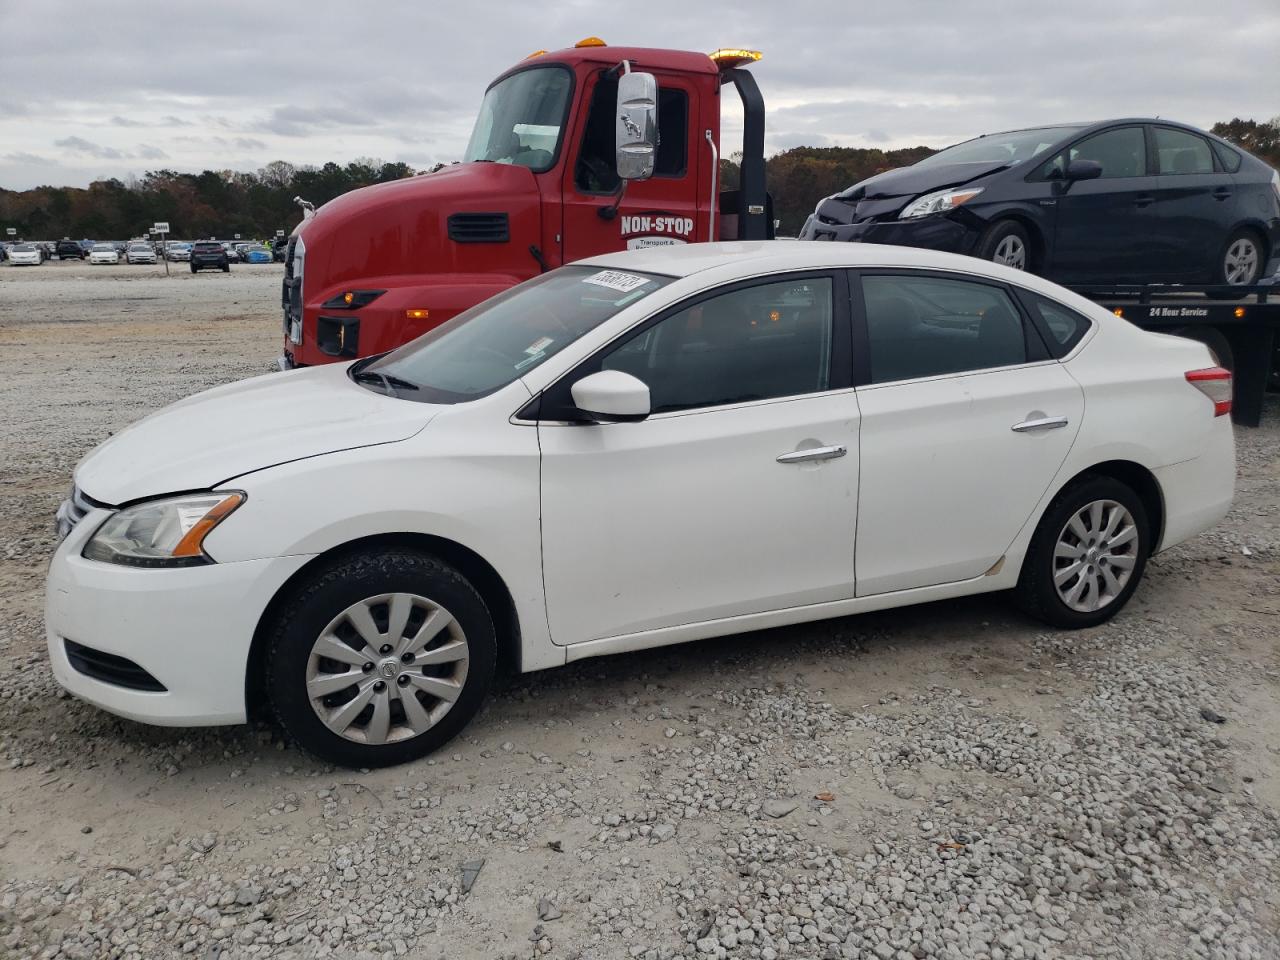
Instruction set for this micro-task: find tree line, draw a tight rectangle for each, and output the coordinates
[1,119,1275,241]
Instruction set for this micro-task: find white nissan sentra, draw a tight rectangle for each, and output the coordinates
[47,242,1235,767]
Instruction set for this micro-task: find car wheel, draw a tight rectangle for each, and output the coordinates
[264,549,496,768]
[190,264,197,273]
[1014,475,1150,629]
[1215,229,1263,287]
[976,220,1032,272]
[222,264,230,273]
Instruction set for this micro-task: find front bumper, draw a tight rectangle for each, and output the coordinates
[46,508,314,726]
[803,212,979,255]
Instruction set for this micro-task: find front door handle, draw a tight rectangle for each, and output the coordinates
[1212,188,1232,201]
[1133,195,1154,208]
[1011,416,1069,433]
[777,444,847,464]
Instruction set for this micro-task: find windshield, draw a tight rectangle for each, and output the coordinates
[128,243,149,250]
[915,126,1082,168]
[92,243,113,251]
[13,244,34,251]
[363,265,673,403]
[463,66,573,173]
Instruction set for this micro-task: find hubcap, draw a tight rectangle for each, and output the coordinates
[1053,500,1139,613]
[992,235,1026,270]
[1224,238,1259,285]
[305,592,469,745]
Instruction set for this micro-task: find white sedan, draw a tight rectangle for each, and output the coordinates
[125,242,158,264]
[47,242,1235,767]
[6,243,43,265]
[88,243,120,265]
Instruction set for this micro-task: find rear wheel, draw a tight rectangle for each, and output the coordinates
[222,263,230,273]
[265,549,496,768]
[1216,229,1263,286]
[976,220,1031,272]
[1014,475,1150,629]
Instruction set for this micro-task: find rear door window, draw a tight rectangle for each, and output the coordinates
[1153,127,1215,175]
[859,274,1045,384]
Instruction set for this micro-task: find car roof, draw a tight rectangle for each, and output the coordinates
[578,240,1031,281]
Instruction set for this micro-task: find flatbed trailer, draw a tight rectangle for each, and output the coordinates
[1071,283,1280,427]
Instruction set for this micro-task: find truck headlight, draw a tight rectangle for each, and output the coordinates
[82,492,245,567]
[899,187,984,220]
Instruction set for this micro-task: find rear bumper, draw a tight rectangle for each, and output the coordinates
[1153,421,1235,552]
[46,509,314,726]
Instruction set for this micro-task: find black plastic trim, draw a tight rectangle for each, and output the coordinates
[64,639,167,692]
[447,212,510,244]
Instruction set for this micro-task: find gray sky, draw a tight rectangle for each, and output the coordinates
[2,0,1277,190]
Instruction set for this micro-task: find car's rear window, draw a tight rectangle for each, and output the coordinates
[193,243,222,252]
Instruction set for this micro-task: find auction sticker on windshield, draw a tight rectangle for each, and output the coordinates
[583,270,651,294]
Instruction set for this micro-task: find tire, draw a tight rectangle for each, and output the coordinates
[264,549,497,768]
[1212,229,1264,290]
[1014,475,1150,629]
[222,263,230,273]
[190,264,197,273]
[976,220,1032,272]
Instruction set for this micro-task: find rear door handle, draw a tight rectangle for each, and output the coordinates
[1012,416,1069,433]
[1133,195,1154,208]
[777,444,847,464]
[1212,188,1232,201]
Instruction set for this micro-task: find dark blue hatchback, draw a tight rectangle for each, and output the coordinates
[800,119,1280,286]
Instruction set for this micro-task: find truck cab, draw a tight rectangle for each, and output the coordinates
[281,40,769,367]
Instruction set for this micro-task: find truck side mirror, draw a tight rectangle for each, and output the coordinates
[616,70,658,181]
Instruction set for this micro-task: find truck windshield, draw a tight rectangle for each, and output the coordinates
[463,66,573,173]
[360,265,672,403]
[914,126,1083,168]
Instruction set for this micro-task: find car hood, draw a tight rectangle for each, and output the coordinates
[75,363,437,504]
[803,160,1007,231]
[846,160,1003,201]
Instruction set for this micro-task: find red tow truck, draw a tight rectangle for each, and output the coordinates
[280,39,770,368]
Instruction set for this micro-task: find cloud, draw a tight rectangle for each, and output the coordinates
[110,116,145,127]
[53,136,126,160]
[257,105,377,137]
[3,152,56,165]
[137,144,169,159]
[159,115,194,127]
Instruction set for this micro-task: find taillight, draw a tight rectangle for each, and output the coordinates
[1185,367,1232,417]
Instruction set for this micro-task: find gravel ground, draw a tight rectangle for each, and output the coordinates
[1,260,1278,960]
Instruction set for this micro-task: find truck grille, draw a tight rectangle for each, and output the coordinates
[283,236,301,336]
[447,212,510,243]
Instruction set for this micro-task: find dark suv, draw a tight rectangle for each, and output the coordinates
[190,241,230,273]
[54,239,85,260]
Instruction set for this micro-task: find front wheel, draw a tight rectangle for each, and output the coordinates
[1014,476,1150,629]
[976,220,1031,272]
[222,264,230,273]
[265,549,496,768]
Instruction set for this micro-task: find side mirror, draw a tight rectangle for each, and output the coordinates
[615,70,658,181]
[1065,159,1103,181]
[570,370,651,422]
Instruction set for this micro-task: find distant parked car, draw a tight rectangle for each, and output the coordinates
[88,243,120,265]
[7,243,44,266]
[55,239,86,260]
[190,241,230,273]
[126,241,158,265]
[241,244,273,264]
[166,242,193,262]
[221,242,241,263]
[800,118,1280,286]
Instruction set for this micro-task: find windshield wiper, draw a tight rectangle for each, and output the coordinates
[352,370,419,398]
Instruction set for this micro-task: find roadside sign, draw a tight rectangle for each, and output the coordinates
[234,233,241,240]
[276,229,285,237]
[152,221,170,234]
[4,228,15,236]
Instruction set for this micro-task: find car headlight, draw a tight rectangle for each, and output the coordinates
[899,186,985,220]
[82,492,245,567]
